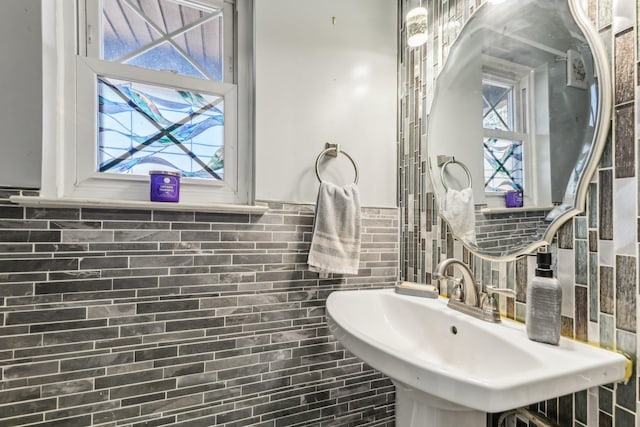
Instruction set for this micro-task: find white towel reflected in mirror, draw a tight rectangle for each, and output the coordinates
[441,188,476,244]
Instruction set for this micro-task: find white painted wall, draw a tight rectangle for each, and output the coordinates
[0,1,41,188]
[254,0,398,207]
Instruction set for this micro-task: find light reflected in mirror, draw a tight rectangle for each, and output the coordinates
[427,0,611,260]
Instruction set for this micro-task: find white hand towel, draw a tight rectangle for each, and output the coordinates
[441,187,476,244]
[308,182,361,276]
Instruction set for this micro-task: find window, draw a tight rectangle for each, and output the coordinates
[482,78,526,194]
[41,0,253,207]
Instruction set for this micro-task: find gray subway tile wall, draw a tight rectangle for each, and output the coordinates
[0,190,398,426]
[398,0,639,425]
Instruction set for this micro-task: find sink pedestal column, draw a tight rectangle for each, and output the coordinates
[394,382,486,427]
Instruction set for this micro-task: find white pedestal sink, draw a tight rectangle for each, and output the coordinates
[394,382,485,427]
[326,289,628,427]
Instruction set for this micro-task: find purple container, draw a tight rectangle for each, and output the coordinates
[505,190,523,208]
[150,171,180,203]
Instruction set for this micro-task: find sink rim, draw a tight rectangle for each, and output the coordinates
[326,288,628,413]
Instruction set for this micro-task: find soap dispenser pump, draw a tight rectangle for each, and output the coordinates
[525,251,562,345]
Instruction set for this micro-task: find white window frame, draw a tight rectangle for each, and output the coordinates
[479,56,552,210]
[39,0,255,208]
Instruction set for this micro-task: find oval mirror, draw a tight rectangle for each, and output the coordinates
[427,0,611,261]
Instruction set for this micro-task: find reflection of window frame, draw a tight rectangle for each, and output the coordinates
[481,73,529,196]
[41,0,253,206]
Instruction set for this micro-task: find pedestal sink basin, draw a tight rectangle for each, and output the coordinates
[326,289,628,427]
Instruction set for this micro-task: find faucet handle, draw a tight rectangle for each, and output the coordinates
[486,286,516,298]
[481,293,499,314]
[432,273,463,300]
[449,277,464,302]
[482,286,515,315]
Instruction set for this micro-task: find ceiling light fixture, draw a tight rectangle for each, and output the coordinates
[406,4,428,47]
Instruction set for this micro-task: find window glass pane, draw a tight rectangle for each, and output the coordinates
[126,42,206,79]
[138,0,208,32]
[97,77,225,180]
[102,0,162,62]
[482,81,514,131]
[482,109,509,131]
[483,137,523,192]
[173,19,224,81]
[102,0,224,81]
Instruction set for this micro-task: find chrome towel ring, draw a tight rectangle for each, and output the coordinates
[315,143,359,184]
[438,155,472,191]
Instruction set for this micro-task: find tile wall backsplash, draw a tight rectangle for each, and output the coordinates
[473,210,550,255]
[0,189,398,426]
[398,0,638,425]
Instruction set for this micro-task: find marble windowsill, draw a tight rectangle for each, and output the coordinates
[9,195,269,215]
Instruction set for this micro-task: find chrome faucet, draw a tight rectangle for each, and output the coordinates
[433,258,515,323]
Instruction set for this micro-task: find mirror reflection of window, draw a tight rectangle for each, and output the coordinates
[481,77,527,194]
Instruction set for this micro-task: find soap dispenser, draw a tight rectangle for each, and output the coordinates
[526,251,562,345]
